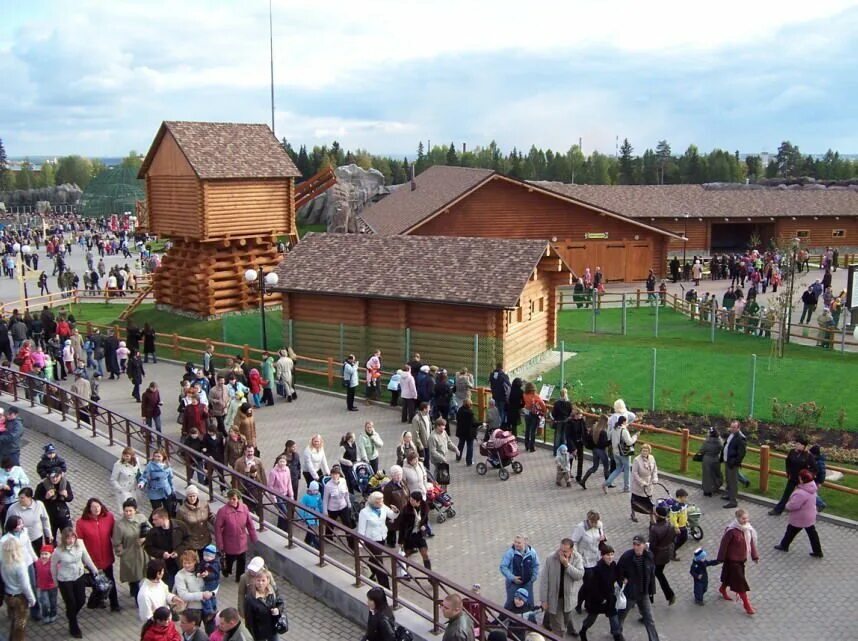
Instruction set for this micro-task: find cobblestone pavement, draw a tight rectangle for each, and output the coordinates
[48,360,858,641]
[1,425,363,641]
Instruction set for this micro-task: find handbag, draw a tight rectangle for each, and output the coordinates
[274,613,289,634]
[618,439,635,457]
[692,451,704,462]
[435,464,450,486]
[614,584,627,611]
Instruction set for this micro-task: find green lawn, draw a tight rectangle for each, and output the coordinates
[542,307,858,431]
[297,223,326,237]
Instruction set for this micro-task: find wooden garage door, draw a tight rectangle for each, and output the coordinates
[558,240,652,282]
[626,242,652,281]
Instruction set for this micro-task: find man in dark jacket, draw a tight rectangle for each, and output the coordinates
[144,507,190,589]
[489,364,511,427]
[799,286,818,324]
[770,435,816,516]
[0,406,24,466]
[616,535,659,641]
[579,545,622,641]
[647,507,676,605]
[722,420,746,508]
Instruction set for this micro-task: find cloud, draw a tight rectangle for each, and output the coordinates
[2,0,858,156]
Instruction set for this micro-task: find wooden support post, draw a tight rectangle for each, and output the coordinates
[636,289,641,308]
[759,445,770,493]
[172,334,179,359]
[327,357,335,388]
[679,428,689,473]
[477,387,487,423]
[242,344,250,362]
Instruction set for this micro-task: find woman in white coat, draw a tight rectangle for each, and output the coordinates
[274,349,296,401]
[571,510,606,613]
[109,447,140,514]
[357,492,398,590]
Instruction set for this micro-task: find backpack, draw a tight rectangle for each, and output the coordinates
[395,625,413,641]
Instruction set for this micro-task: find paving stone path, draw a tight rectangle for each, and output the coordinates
[14,359,858,640]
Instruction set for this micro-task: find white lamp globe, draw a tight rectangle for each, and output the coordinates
[12,243,20,253]
[244,269,258,284]
[21,245,31,255]
[264,272,279,287]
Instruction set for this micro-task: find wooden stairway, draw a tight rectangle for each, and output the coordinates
[118,282,154,321]
[289,166,337,245]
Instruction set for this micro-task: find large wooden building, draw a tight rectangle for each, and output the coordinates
[360,166,684,281]
[272,234,574,372]
[138,121,301,316]
[538,183,858,255]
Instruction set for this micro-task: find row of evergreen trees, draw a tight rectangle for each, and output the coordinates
[282,138,858,186]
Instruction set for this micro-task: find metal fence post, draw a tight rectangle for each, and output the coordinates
[473,334,479,385]
[591,292,597,333]
[404,327,411,361]
[654,299,659,338]
[339,323,344,359]
[288,319,293,348]
[559,340,565,387]
[749,353,757,417]
[841,324,847,354]
[621,294,627,336]
[711,302,716,343]
[650,347,657,411]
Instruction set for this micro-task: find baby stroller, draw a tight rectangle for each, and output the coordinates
[476,429,523,481]
[425,470,456,523]
[633,482,672,518]
[353,462,374,500]
[686,503,704,540]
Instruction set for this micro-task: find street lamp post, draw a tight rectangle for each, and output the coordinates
[244,268,280,351]
[12,242,32,309]
[683,214,689,280]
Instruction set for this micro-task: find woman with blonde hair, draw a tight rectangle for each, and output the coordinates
[1,534,36,641]
[522,381,547,453]
[110,447,140,513]
[395,431,418,467]
[630,443,659,523]
[301,434,330,488]
[50,526,99,638]
[357,492,398,589]
[244,569,285,641]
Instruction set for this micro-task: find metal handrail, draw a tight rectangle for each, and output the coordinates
[0,367,562,641]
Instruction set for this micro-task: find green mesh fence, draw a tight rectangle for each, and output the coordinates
[79,166,145,217]
[221,312,284,351]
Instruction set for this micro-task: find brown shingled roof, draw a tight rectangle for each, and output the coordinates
[139,121,301,180]
[535,183,858,219]
[273,233,566,308]
[361,165,495,235]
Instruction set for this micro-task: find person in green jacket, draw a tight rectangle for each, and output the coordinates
[260,353,276,407]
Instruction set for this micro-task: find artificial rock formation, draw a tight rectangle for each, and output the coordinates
[297,164,387,231]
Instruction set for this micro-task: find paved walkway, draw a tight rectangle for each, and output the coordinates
[0,408,362,641]
[45,360,857,641]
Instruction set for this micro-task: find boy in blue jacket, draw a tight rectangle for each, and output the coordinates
[689,548,720,605]
[298,480,323,548]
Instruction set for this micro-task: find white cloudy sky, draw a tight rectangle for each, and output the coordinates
[3,0,858,158]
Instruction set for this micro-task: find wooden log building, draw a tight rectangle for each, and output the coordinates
[538,183,858,256]
[138,121,301,317]
[272,234,574,372]
[360,166,685,282]
[360,167,858,281]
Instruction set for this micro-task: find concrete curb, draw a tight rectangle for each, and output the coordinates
[5,400,443,640]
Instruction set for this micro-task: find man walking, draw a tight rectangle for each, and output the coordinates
[489,363,511,428]
[0,406,24,467]
[769,435,816,516]
[441,593,475,641]
[499,535,540,609]
[722,420,746,509]
[540,537,584,636]
[799,285,818,325]
[616,535,660,641]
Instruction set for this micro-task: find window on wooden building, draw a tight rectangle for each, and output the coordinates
[516,307,523,323]
[529,300,535,320]
[538,297,545,313]
[796,230,810,239]
[832,229,846,238]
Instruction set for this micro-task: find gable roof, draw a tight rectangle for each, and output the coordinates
[360,165,684,240]
[360,165,495,235]
[535,183,858,219]
[139,121,301,180]
[273,233,568,308]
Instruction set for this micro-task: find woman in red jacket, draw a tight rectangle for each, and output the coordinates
[214,490,258,582]
[716,507,759,615]
[140,605,180,641]
[75,497,121,611]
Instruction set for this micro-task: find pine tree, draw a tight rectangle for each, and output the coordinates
[655,140,672,184]
[446,142,458,166]
[0,138,7,184]
[618,138,635,184]
[415,142,426,174]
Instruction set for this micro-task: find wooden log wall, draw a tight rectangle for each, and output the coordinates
[204,179,295,238]
[153,237,282,317]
